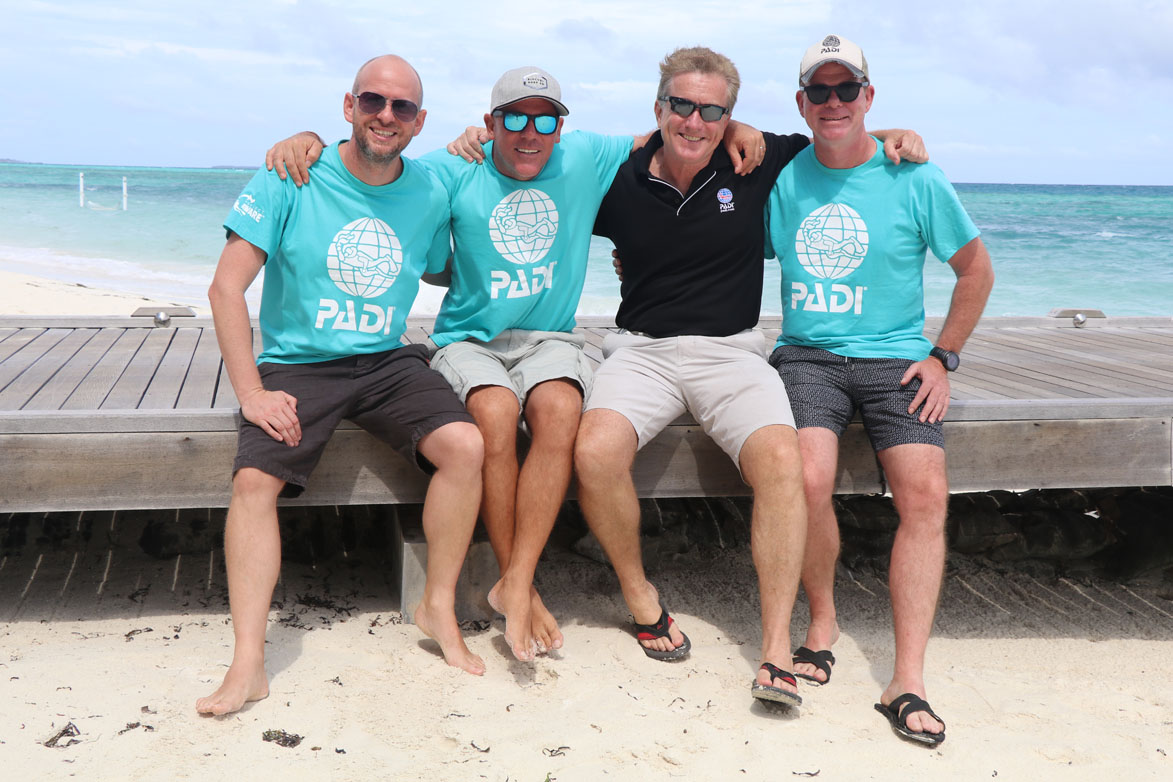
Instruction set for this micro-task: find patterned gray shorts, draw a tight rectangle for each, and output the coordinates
[768,345,944,452]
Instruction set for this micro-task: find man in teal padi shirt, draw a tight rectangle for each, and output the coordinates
[765,35,994,746]
[266,67,764,662]
[198,55,486,717]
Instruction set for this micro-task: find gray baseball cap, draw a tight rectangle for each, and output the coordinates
[490,66,569,116]
[799,35,869,85]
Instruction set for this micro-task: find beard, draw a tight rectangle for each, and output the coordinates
[354,127,409,166]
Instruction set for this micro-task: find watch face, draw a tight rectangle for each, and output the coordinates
[932,347,959,371]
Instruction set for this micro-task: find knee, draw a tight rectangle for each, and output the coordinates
[231,467,285,502]
[574,424,623,481]
[423,421,484,475]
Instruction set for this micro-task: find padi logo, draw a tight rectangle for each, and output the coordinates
[522,73,549,90]
[790,281,867,314]
[491,263,557,299]
[717,187,735,213]
[233,194,263,223]
[821,35,841,51]
[315,299,396,335]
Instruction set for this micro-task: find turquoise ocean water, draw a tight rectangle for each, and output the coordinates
[1,162,1169,317]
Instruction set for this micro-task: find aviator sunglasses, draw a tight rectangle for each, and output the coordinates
[494,111,559,135]
[658,96,729,122]
[353,91,420,122]
[802,81,868,105]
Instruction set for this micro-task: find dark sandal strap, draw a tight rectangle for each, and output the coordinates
[634,608,672,641]
[792,646,835,678]
[888,693,946,731]
[759,662,797,688]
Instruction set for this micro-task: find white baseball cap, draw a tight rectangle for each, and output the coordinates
[490,66,569,116]
[799,35,869,85]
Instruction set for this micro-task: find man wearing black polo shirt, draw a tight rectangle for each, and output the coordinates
[575,46,924,708]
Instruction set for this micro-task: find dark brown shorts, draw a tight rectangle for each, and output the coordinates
[233,344,473,497]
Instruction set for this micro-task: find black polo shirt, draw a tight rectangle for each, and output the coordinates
[594,130,809,338]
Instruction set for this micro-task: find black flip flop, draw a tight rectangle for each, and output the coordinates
[875,693,946,747]
[751,662,803,708]
[633,604,691,661]
[792,646,836,685]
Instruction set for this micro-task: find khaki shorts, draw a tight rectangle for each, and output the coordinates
[584,330,796,463]
[430,329,592,408]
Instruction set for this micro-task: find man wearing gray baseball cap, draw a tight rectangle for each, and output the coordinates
[264,64,765,664]
[766,34,994,745]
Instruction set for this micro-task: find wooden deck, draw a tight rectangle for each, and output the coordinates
[2,314,1171,513]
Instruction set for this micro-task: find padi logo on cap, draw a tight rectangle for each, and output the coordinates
[717,187,735,213]
[522,73,549,90]
[821,35,841,51]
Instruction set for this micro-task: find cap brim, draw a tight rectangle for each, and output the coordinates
[492,96,569,116]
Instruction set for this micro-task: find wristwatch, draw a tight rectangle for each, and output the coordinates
[929,346,960,372]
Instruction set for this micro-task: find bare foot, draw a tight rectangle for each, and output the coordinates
[195,660,269,716]
[529,590,563,654]
[794,620,840,683]
[488,576,537,661]
[624,581,686,655]
[415,599,486,675]
[880,683,945,736]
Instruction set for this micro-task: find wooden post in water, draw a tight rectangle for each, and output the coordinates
[122,176,128,211]
[79,172,84,207]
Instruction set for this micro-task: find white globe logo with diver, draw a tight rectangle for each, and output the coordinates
[489,189,559,265]
[795,203,869,279]
[326,217,403,298]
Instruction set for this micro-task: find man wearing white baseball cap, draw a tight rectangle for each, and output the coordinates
[766,34,994,745]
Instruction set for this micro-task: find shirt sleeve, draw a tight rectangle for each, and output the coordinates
[422,176,453,275]
[574,130,635,193]
[915,164,981,265]
[223,167,292,258]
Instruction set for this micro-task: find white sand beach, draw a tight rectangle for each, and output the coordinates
[1,531,1170,781]
[0,269,208,317]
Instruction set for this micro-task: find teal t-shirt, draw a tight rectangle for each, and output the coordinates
[765,139,980,359]
[224,142,451,364]
[420,130,633,347]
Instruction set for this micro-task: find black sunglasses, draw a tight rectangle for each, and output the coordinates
[658,95,729,122]
[353,91,420,122]
[802,82,868,105]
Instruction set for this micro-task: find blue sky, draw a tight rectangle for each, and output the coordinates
[4,0,1171,185]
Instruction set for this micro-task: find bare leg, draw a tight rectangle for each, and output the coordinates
[196,467,283,715]
[740,426,808,697]
[877,443,948,736]
[574,409,686,654]
[412,421,487,676]
[465,385,521,575]
[494,379,581,658]
[793,427,843,682]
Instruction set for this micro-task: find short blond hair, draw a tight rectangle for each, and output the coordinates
[657,46,740,109]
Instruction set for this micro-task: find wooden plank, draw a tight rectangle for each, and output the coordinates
[977,330,1173,391]
[943,418,1171,491]
[22,328,123,410]
[101,328,176,409]
[0,329,99,410]
[0,329,69,400]
[60,329,149,410]
[138,327,201,409]
[962,333,1167,397]
[175,327,225,409]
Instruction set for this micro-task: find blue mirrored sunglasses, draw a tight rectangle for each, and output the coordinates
[495,111,559,135]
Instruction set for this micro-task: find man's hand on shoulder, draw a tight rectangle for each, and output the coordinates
[447,126,494,164]
[265,132,325,187]
[901,357,950,423]
[724,120,765,175]
[874,129,928,165]
[240,387,302,446]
